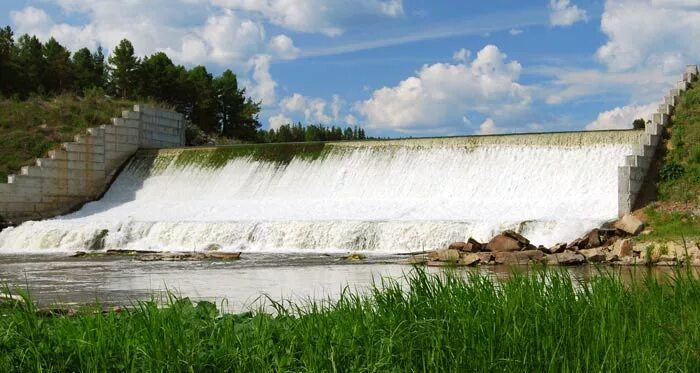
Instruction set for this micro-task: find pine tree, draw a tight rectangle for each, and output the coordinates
[15,34,45,96]
[42,37,73,93]
[0,26,16,96]
[108,39,138,98]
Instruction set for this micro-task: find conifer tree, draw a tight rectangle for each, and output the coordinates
[108,39,138,98]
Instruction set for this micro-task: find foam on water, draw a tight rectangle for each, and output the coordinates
[0,140,635,253]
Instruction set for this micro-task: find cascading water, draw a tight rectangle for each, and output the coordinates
[0,133,639,254]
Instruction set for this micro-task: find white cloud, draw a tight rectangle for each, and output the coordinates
[597,0,700,72]
[509,29,523,36]
[345,114,358,126]
[213,0,404,36]
[586,102,658,130]
[357,45,531,132]
[246,55,277,106]
[280,93,332,123]
[549,0,588,27]
[476,118,500,135]
[269,113,292,129]
[268,34,299,60]
[452,48,470,62]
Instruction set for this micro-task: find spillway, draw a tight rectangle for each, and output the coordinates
[0,131,642,254]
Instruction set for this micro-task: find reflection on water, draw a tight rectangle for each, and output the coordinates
[0,254,694,312]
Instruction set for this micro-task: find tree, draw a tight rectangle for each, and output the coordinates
[108,39,138,98]
[138,52,180,100]
[92,46,106,89]
[0,26,16,96]
[185,65,218,134]
[632,118,646,130]
[72,48,95,94]
[15,34,45,96]
[42,37,73,94]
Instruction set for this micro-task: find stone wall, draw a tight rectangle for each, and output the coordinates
[0,105,184,224]
[618,65,699,215]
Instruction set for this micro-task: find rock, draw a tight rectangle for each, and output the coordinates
[448,242,468,251]
[476,252,494,264]
[458,253,481,266]
[614,214,645,235]
[494,250,544,265]
[616,256,642,266]
[691,259,700,267]
[567,237,589,251]
[487,234,522,252]
[503,230,530,246]
[427,249,460,262]
[611,239,633,258]
[580,248,606,263]
[544,243,567,254]
[405,255,427,265]
[583,229,602,248]
[545,252,586,266]
[466,237,484,252]
[206,252,242,261]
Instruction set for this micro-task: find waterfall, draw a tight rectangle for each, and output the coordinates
[0,136,636,253]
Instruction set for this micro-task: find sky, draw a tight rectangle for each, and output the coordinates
[1,0,698,138]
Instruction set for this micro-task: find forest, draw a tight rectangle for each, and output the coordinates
[0,26,367,144]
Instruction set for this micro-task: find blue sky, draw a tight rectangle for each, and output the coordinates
[1,0,698,137]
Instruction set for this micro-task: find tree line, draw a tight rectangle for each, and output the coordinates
[0,26,368,144]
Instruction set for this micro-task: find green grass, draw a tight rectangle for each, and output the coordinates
[2,268,700,371]
[658,84,700,203]
[638,205,700,242]
[0,92,164,183]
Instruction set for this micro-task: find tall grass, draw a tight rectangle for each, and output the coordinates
[1,268,700,371]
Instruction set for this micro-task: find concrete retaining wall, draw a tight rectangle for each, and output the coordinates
[618,65,699,215]
[0,105,184,223]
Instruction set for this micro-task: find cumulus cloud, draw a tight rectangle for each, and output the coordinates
[245,55,278,106]
[357,45,531,132]
[269,113,293,129]
[452,48,470,62]
[268,34,300,60]
[280,94,333,123]
[213,0,404,36]
[586,102,658,130]
[476,118,501,135]
[549,0,588,27]
[596,0,700,72]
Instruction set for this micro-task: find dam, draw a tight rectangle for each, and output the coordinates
[0,130,642,253]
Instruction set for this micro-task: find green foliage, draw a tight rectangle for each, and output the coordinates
[657,84,700,203]
[42,37,73,94]
[660,161,684,181]
[108,39,138,99]
[259,122,368,143]
[2,269,700,371]
[632,118,646,130]
[638,205,700,242]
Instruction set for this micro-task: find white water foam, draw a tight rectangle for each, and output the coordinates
[0,144,633,253]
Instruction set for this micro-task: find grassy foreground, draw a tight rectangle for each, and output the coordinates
[1,269,700,372]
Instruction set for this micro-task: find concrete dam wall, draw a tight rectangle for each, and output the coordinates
[0,65,696,253]
[0,105,185,224]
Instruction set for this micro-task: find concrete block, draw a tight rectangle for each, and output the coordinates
[653,113,669,126]
[112,118,140,129]
[87,127,105,137]
[122,110,141,120]
[684,72,696,83]
[678,80,690,91]
[687,64,699,76]
[645,122,663,136]
[642,133,660,147]
[671,88,681,99]
[62,143,105,155]
[658,104,673,116]
[36,158,105,172]
[664,95,677,107]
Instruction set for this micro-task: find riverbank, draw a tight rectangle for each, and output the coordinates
[1,267,699,371]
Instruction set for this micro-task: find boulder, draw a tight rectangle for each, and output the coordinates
[503,230,530,246]
[691,259,700,267]
[206,252,242,261]
[494,250,544,265]
[405,256,427,265]
[567,237,589,251]
[476,252,494,264]
[614,214,645,235]
[487,234,522,252]
[580,248,606,263]
[466,238,484,252]
[611,239,633,258]
[459,253,481,266]
[448,242,468,251]
[583,229,602,248]
[544,243,567,254]
[545,252,586,266]
[427,249,460,262]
